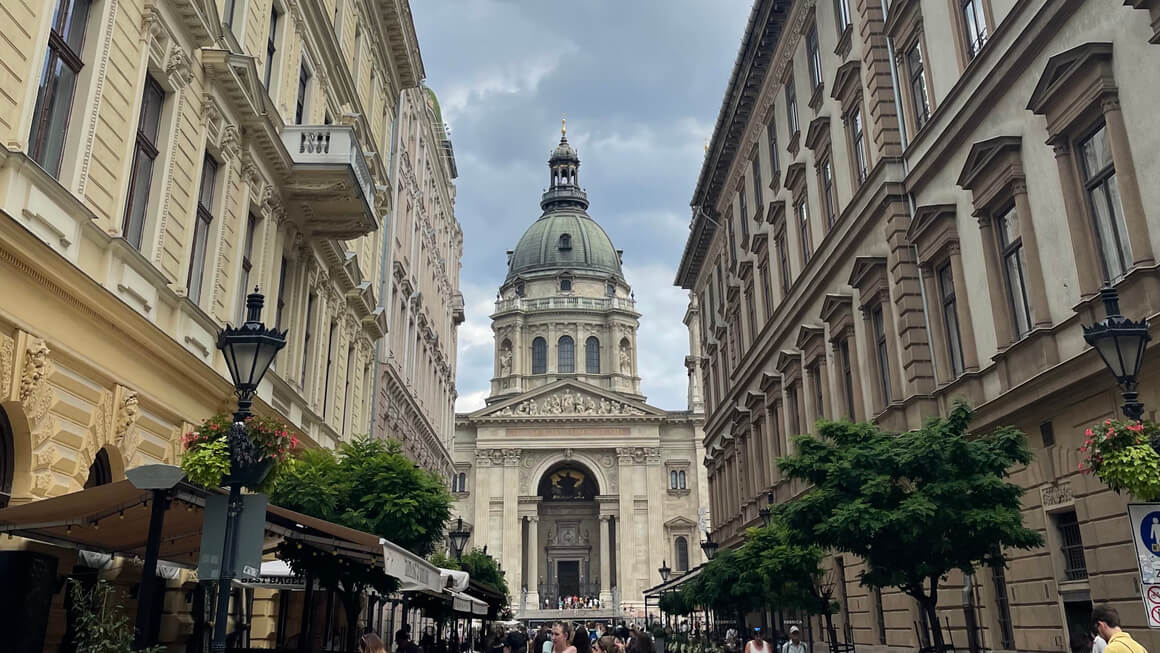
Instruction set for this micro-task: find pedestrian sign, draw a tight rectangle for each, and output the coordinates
[1144,585,1160,629]
[1129,504,1160,585]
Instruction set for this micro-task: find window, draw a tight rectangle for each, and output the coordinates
[746,285,757,340]
[453,472,467,493]
[806,26,823,91]
[678,470,686,489]
[585,337,600,373]
[237,214,257,323]
[937,263,965,378]
[295,60,312,124]
[515,281,525,297]
[264,5,281,88]
[820,156,836,226]
[559,233,572,250]
[342,344,355,430]
[275,257,288,330]
[906,42,930,129]
[786,77,799,134]
[838,339,855,418]
[727,209,738,264]
[560,277,572,292]
[670,470,679,489]
[850,107,868,183]
[606,282,616,297]
[558,336,575,373]
[751,156,763,214]
[766,115,781,181]
[787,386,800,435]
[759,260,772,320]
[300,293,315,386]
[776,231,791,294]
[223,0,237,28]
[1056,510,1088,580]
[996,205,1032,338]
[532,337,547,374]
[739,187,749,241]
[188,155,217,304]
[834,0,851,33]
[323,322,337,416]
[797,199,812,263]
[675,536,689,571]
[1078,123,1131,281]
[960,0,988,59]
[29,0,92,178]
[123,75,165,250]
[872,305,891,404]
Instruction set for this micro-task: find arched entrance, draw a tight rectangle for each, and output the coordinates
[0,406,13,509]
[83,448,112,488]
[534,461,601,607]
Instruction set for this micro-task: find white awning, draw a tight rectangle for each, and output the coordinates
[380,538,442,593]
[440,567,470,592]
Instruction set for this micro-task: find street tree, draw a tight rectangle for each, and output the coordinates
[271,437,453,651]
[777,401,1042,649]
[741,522,837,638]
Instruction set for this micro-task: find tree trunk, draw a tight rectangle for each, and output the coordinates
[823,611,836,653]
[920,595,944,651]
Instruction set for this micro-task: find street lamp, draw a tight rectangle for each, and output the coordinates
[701,531,719,561]
[449,516,471,561]
[760,490,774,527]
[659,560,672,582]
[211,289,286,653]
[1083,285,1151,420]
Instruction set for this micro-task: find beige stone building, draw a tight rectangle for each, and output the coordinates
[0,0,459,648]
[453,129,708,620]
[677,0,1160,651]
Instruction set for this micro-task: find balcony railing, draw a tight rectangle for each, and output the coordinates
[493,296,637,314]
[280,125,377,240]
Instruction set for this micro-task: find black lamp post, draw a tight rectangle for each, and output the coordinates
[760,489,774,527]
[211,289,286,653]
[659,560,672,583]
[449,517,471,561]
[1082,285,1152,421]
[701,531,718,561]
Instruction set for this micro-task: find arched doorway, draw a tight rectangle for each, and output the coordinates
[535,461,601,607]
[84,448,112,488]
[0,406,13,509]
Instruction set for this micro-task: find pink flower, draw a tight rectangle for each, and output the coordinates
[1085,428,1094,436]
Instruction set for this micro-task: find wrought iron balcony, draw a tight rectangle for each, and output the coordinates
[280,125,378,240]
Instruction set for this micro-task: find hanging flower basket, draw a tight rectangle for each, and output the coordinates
[1079,418,1160,501]
[181,413,298,491]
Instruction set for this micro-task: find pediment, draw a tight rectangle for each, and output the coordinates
[804,116,831,151]
[664,516,698,529]
[956,136,1022,190]
[1027,43,1113,115]
[472,380,665,420]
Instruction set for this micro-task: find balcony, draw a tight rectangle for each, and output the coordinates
[492,295,638,316]
[280,125,377,240]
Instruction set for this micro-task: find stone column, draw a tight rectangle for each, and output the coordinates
[525,516,540,608]
[1101,96,1154,267]
[501,450,522,595]
[599,515,613,606]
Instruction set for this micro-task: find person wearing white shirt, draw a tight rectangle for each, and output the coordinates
[781,626,806,653]
[1093,634,1108,653]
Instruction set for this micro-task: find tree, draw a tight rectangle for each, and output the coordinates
[271,437,453,651]
[429,547,510,608]
[777,402,1042,649]
[741,522,837,634]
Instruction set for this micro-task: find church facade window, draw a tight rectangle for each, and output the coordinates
[675,536,690,571]
[558,336,575,373]
[559,233,572,250]
[532,337,547,374]
[586,337,601,373]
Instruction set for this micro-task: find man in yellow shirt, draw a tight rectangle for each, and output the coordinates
[1094,605,1149,653]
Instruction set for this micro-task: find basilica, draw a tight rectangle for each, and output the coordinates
[452,125,708,619]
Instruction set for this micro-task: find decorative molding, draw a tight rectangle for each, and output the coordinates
[0,333,13,399]
[1041,483,1073,509]
[75,0,121,202]
[494,390,645,418]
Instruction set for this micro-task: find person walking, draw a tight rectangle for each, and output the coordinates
[1094,605,1148,653]
[780,626,806,653]
[554,622,578,653]
[745,629,770,653]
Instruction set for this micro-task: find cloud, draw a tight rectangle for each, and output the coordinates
[413,1,751,411]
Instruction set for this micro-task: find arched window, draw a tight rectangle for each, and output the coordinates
[675,536,689,572]
[670,470,678,489]
[678,470,686,489]
[560,277,572,292]
[585,337,600,373]
[0,407,13,509]
[559,233,572,250]
[84,448,112,489]
[452,472,466,493]
[558,336,575,373]
[515,281,525,297]
[532,337,547,374]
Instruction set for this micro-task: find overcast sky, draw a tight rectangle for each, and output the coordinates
[410,1,751,412]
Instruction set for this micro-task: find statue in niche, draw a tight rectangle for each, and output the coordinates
[619,342,632,374]
[553,471,580,498]
[499,343,512,376]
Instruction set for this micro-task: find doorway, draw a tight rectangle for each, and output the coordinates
[557,561,579,598]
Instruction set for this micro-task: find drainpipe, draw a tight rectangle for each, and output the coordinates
[880,0,941,388]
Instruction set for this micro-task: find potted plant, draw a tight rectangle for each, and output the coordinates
[181,412,297,491]
[1079,418,1160,501]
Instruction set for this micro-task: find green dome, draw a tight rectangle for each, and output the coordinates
[506,212,622,282]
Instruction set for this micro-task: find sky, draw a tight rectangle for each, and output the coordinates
[410,1,752,412]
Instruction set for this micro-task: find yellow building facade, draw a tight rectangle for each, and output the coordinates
[0,0,460,648]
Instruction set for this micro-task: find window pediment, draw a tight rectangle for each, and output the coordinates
[883,0,923,44]
[848,256,889,305]
[906,204,959,266]
[795,325,826,364]
[804,116,832,151]
[745,390,765,410]
[774,349,802,382]
[830,61,862,115]
[820,293,856,338]
[1026,43,1116,138]
[760,371,782,393]
[956,136,1025,213]
[783,162,808,194]
[767,200,788,228]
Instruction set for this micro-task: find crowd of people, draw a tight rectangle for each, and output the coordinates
[546,596,604,610]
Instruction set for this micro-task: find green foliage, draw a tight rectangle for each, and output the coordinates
[1080,419,1160,500]
[740,520,833,615]
[179,437,230,489]
[432,547,509,606]
[66,579,164,653]
[776,401,1043,617]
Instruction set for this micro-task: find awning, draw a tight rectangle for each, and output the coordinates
[643,563,705,598]
[380,538,442,593]
[440,567,470,592]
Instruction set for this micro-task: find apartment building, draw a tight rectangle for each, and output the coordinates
[0,0,459,647]
[676,0,1160,650]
